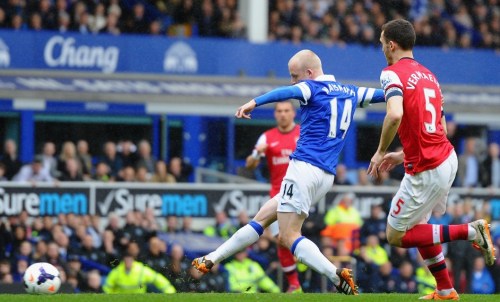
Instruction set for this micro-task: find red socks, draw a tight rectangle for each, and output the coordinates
[401,224,469,248]
[418,245,453,290]
[277,245,300,287]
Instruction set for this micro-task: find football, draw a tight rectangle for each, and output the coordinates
[23,262,61,294]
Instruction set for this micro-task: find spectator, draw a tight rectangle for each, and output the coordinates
[59,158,84,181]
[12,257,28,283]
[76,139,92,179]
[203,211,237,239]
[481,142,500,188]
[38,141,59,178]
[93,162,111,182]
[359,235,389,267]
[165,216,179,234]
[32,240,48,262]
[447,202,479,292]
[101,141,122,178]
[135,165,150,182]
[12,155,53,183]
[165,244,191,292]
[125,3,149,34]
[1,139,22,180]
[83,269,103,293]
[151,160,176,183]
[28,12,43,31]
[471,257,495,294]
[88,3,106,33]
[322,193,363,251]
[118,140,138,168]
[333,164,351,185]
[457,137,481,187]
[117,166,135,182]
[225,249,280,293]
[99,10,121,35]
[57,11,71,33]
[103,253,176,294]
[57,141,79,177]
[38,0,57,29]
[45,241,66,268]
[168,156,193,182]
[375,261,397,293]
[357,168,372,186]
[0,163,7,181]
[394,261,418,293]
[136,140,156,174]
[143,236,169,276]
[359,204,387,245]
[122,212,148,249]
[79,234,106,265]
[0,8,6,28]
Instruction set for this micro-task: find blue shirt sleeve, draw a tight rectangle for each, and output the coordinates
[372,89,385,104]
[254,86,304,106]
[356,87,386,108]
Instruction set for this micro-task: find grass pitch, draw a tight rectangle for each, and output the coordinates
[0,293,498,302]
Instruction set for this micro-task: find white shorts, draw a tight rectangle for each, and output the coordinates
[388,151,458,231]
[276,159,335,216]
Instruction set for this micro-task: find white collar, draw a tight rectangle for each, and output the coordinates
[314,74,336,82]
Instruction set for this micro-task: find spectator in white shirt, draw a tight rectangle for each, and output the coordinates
[13,155,53,183]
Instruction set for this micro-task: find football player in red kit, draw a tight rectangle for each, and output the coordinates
[246,101,302,293]
[368,19,496,300]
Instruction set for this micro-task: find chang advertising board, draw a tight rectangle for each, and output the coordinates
[43,36,120,73]
[0,187,89,216]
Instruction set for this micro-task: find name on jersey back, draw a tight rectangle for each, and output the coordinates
[321,83,356,96]
[406,71,439,89]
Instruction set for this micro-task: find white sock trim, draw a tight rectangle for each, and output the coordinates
[432,224,441,245]
[424,253,444,266]
[467,225,477,241]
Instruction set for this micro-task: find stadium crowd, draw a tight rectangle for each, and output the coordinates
[0,127,498,188]
[0,0,498,50]
[0,200,498,293]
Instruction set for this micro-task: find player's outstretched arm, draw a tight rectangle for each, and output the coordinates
[356,87,386,108]
[245,143,267,170]
[368,96,403,178]
[235,85,304,119]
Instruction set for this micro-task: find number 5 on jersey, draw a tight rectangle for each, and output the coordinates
[392,199,405,216]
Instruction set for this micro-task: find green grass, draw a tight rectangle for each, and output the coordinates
[0,293,498,302]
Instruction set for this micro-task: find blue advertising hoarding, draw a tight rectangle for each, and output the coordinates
[0,30,498,85]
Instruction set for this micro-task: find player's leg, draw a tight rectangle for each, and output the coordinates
[269,221,302,293]
[387,152,495,265]
[192,197,278,273]
[277,160,357,295]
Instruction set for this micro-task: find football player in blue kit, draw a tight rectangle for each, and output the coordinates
[193,49,385,295]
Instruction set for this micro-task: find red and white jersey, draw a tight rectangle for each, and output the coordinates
[380,58,453,175]
[255,125,300,196]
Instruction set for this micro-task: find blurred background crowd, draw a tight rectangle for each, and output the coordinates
[0,0,498,49]
[0,196,498,293]
[1,121,499,189]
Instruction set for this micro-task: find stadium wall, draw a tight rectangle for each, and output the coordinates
[0,30,498,85]
[0,182,498,227]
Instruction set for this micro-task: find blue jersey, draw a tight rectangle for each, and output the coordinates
[254,74,384,175]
